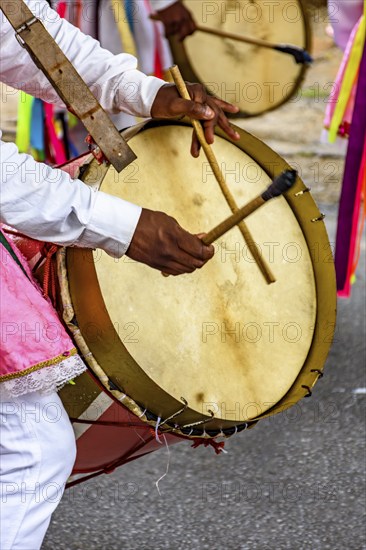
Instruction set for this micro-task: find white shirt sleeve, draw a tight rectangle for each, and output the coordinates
[0,137,141,258]
[0,0,166,117]
[150,0,178,11]
[0,0,176,256]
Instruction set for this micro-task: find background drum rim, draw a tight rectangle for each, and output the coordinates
[64,120,336,436]
[169,0,312,118]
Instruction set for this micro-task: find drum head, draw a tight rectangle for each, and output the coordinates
[170,0,311,117]
[66,122,335,430]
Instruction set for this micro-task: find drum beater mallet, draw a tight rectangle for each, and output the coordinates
[201,169,297,245]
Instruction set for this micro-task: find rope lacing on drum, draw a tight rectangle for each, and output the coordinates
[155,434,171,495]
[159,397,188,427]
[155,417,162,443]
[41,243,60,306]
[137,408,147,418]
[179,408,215,430]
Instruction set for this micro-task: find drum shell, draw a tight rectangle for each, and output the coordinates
[60,120,336,436]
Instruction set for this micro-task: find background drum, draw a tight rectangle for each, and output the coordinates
[169,0,312,116]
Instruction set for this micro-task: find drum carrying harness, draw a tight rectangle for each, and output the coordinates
[0,0,137,172]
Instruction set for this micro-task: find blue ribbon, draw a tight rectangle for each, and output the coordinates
[124,0,134,33]
[30,98,45,152]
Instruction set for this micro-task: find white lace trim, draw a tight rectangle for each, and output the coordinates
[0,355,87,399]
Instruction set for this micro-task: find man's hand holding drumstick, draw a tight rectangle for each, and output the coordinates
[126,210,214,276]
[127,78,240,275]
[150,82,241,156]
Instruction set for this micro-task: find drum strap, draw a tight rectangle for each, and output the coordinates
[0,0,136,172]
[0,231,31,281]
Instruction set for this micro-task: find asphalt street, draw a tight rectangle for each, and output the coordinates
[42,204,365,550]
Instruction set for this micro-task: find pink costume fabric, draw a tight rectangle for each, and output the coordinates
[0,229,86,397]
[329,0,364,51]
[323,17,362,137]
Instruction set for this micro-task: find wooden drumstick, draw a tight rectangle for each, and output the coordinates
[169,64,276,284]
[191,25,312,65]
[202,170,297,245]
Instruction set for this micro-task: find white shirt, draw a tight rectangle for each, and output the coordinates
[0,0,167,257]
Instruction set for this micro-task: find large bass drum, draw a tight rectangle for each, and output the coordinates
[58,119,336,470]
[169,0,312,116]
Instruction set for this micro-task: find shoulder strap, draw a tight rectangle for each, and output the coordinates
[0,231,31,281]
[0,0,136,172]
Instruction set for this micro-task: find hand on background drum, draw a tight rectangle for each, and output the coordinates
[154,1,196,41]
[151,83,240,157]
[126,209,214,276]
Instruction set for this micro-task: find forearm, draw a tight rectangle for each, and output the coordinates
[0,138,141,257]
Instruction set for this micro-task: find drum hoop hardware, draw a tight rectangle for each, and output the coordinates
[311,213,326,222]
[301,385,312,397]
[310,369,324,379]
[295,187,311,196]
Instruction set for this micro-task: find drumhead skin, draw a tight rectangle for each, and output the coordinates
[66,121,336,432]
[169,0,312,117]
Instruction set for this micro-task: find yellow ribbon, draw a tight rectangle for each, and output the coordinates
[15,91,32,153]
[110,0,137,58]
[329,0,366,142]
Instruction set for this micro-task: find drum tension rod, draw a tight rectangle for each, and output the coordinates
[295,187,311,197]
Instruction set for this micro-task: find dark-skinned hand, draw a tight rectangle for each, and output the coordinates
[126,209,214,276]
[150,82,240,157]
[155,0,196,41]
